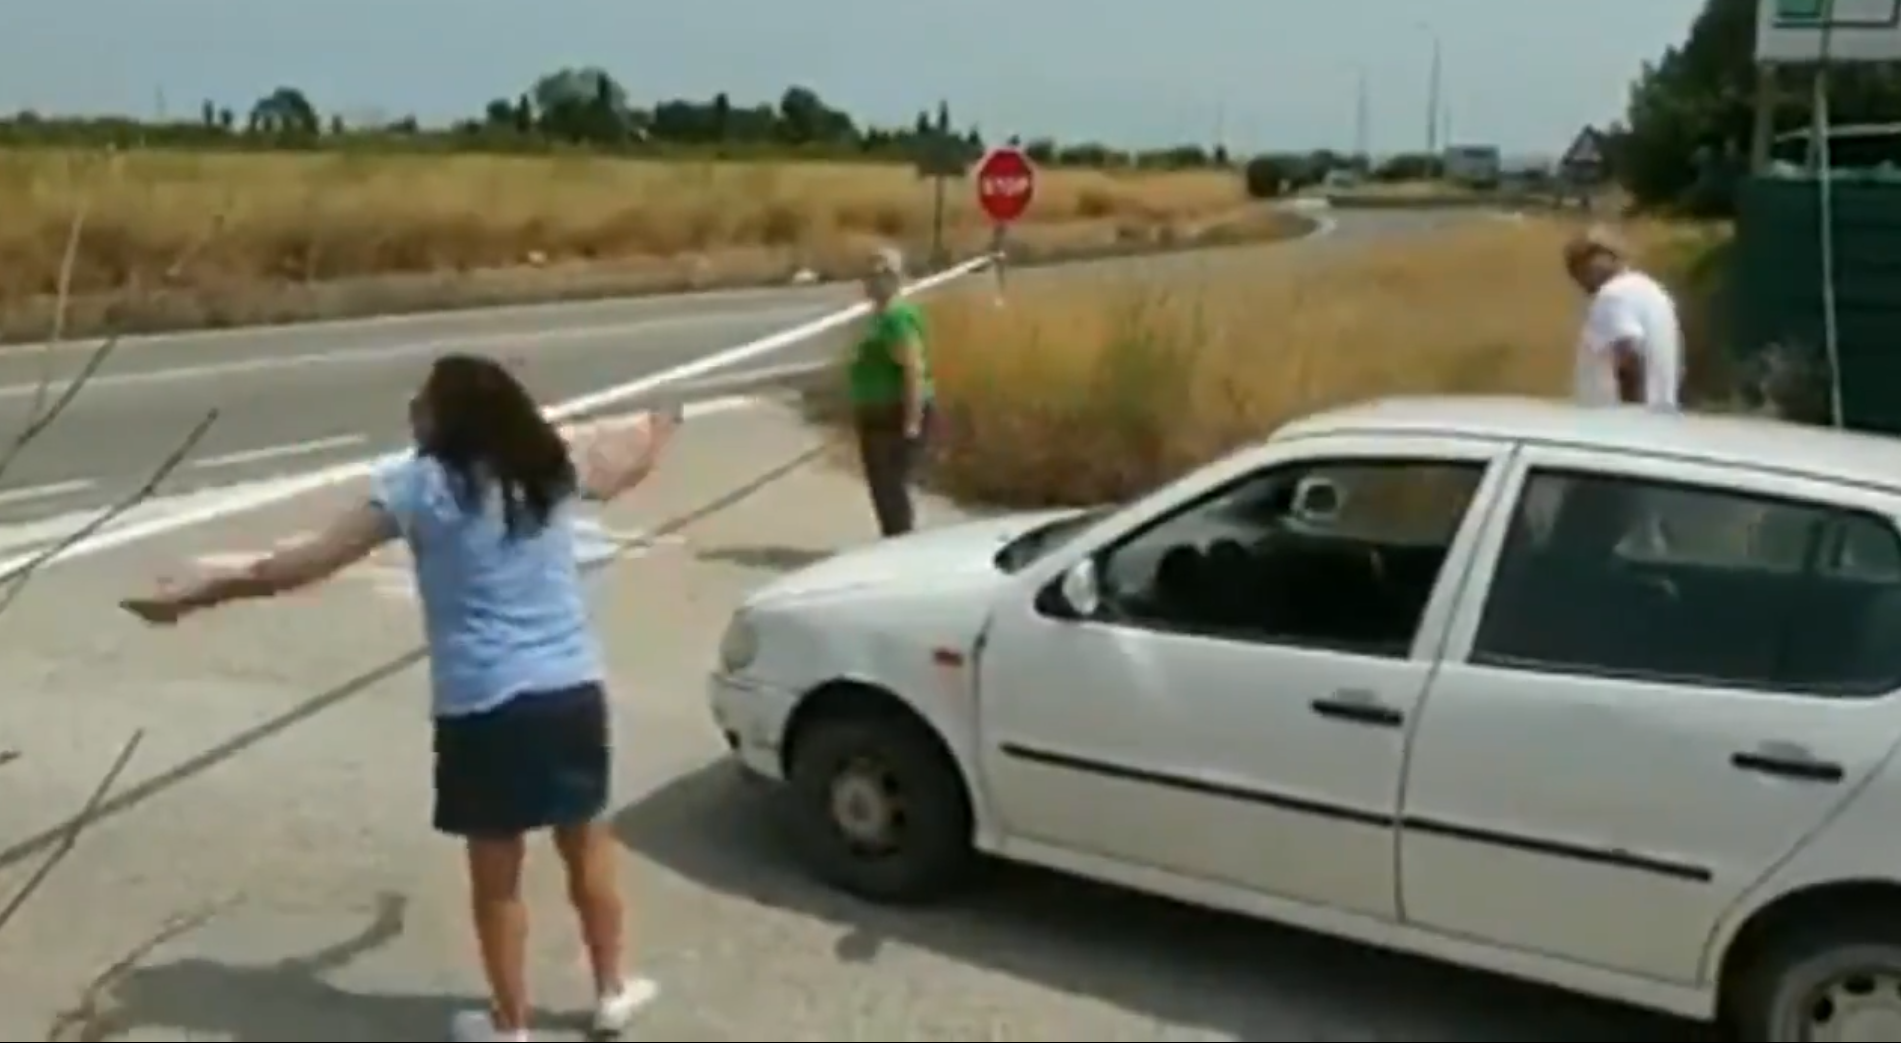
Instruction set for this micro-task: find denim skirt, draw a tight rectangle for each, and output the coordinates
[431,682,609,837]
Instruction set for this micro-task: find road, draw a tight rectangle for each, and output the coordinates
[0,208,1457,534]
[0,403,1709,1040]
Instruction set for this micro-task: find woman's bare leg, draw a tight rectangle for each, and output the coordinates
[552,820,625,994]
[466,834,531,1029]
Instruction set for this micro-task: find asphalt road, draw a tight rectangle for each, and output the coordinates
[0,208,1460,529]
[0,404,1708,1040]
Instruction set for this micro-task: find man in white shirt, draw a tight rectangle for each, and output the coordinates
[1564,226,1684,408]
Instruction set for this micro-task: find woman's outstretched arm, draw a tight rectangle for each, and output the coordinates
[560,407,679,503]
[121,501,396,624]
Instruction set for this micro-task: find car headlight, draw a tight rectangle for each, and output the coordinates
[718,612,758,674]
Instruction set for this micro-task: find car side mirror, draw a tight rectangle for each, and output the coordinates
[1055,558,1101,617]
[1291,475,1344,524]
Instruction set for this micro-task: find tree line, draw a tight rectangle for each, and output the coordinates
[1617,0,1901,213]
[0,65,1239,171]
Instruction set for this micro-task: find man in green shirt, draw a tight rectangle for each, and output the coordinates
[849,247,933,536]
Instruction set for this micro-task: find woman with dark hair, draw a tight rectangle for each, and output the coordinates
[121,353,676,1042]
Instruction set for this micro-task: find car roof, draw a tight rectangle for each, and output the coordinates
[1275,395,1901,493]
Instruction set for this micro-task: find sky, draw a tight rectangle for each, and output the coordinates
[0,0,1707,156]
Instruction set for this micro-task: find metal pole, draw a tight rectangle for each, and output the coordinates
[930,173,947,269]
[1750,63,1777,173]
[1354,66,1370,161]
[1814,0,1844,426]
[1426,34,1443,157]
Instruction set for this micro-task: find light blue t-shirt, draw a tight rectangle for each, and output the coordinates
[371,452,604,719]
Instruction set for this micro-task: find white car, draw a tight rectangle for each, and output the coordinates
[708,395,1901,1041]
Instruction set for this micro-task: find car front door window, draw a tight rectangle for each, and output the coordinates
[1094,459,1487,657]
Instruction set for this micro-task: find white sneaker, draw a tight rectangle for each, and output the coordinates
[450,1008,531,1041]
[590,976,658,1036]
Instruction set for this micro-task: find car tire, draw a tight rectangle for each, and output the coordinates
[1730,918,1901,1040]
[783,713,975,904]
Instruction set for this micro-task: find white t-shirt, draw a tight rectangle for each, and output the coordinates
[1574,270,1683,408]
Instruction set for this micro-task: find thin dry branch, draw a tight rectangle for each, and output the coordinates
[0,335,124,486]
[0,730,143,938]
[31,202,89,421]
[0,185,225,965]
[45,900,230,1043]
[0,192,228,601]
[0,201,225,495]
[0,207,111,488]
[0,407,217,596]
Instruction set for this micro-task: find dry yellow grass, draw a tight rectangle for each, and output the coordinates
[0,150,1246,300]
[919,217,1728,507]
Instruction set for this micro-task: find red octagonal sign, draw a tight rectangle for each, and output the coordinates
[975,147,1036,224]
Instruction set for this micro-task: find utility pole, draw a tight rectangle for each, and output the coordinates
[1353,66,1370,162]
[1425,34,1443,157]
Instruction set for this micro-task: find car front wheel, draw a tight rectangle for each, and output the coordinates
[783,713,974,903]
[1734,925,1901,1040]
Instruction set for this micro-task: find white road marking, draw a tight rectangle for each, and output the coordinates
[0,478,93,506]
[0,305,825,398]
[0,474,294,558]
[187,434,368,471]
[0,253,994,579]
[680,393,774,419]
[0,395,769,565]
[691,358,832,385]
[662,359,832,398]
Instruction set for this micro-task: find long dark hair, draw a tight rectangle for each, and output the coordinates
[415,353,575,537]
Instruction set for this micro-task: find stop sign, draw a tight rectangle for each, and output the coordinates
[974,147,1036,224]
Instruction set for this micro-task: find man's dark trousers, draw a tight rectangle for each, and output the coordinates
[854,402,930,537]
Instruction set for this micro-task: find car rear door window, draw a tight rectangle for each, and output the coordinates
[1473,469,1901,696]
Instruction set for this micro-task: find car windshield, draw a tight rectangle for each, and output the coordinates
[994,508,1113,573]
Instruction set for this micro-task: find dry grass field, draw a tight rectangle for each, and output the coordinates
[918,216,1730,506]
[0,150,1249,303]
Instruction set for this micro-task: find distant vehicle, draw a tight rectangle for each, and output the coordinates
[1771,122,1901,169]
[1442,145,1502,189]
[710,395,1901,1041]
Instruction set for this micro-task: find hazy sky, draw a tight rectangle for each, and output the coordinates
[1,0,1705,154]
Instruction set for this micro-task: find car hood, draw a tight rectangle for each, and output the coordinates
[747,509,1081,605]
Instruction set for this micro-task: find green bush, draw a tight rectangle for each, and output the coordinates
[1243,156,1288,199]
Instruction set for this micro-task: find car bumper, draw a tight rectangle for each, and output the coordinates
[708,672,795,781]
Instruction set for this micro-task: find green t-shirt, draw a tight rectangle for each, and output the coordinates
[847,301,932,406]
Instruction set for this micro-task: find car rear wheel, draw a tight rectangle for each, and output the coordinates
[1733,926,1901,1040]
[783,713,974,903]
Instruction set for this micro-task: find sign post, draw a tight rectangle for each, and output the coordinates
[974,145,1036,303]
[913,100,968,269]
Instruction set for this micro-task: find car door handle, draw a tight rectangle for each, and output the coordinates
[1309,691,1404,728]
[1731,747,1844,784]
